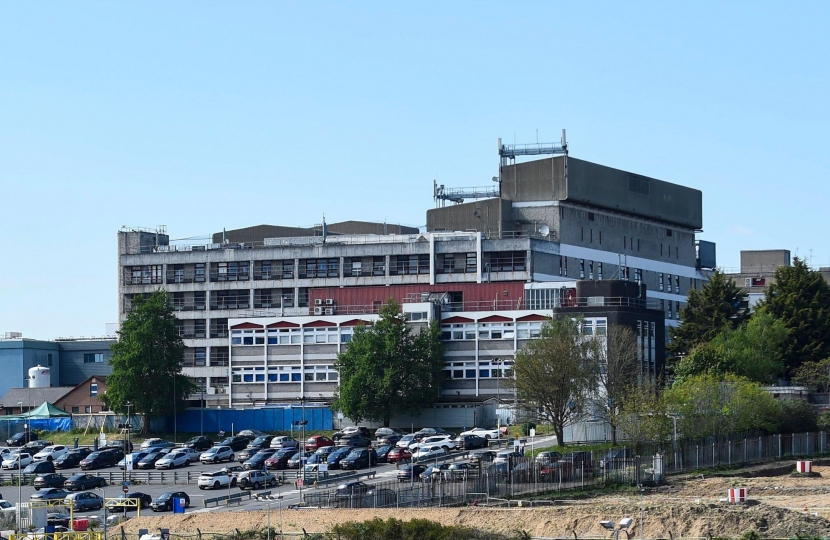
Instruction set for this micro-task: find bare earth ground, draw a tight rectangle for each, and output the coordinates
[124,462,830,538]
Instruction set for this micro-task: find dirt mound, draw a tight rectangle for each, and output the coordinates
[123,501,830,539]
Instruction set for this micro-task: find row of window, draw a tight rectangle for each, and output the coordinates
[441,321,544,341]
[83,353,105,363]
[231,327,356,346]
[443,361,515,380]
[231,365,339,383]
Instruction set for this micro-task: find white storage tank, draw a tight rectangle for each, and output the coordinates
[28,366,51,388]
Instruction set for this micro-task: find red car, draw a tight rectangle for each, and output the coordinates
[304,436,334,452]
[386,447,412,463]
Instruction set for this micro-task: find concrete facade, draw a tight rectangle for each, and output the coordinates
[726,249,830,310]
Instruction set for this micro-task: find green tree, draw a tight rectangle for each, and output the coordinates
[511,317,599,447]
[101,290,196,435]
[595,324,641,445]
[758,256,830,377]
[616,382,672,454]
[774,398,817,434]
[673,311,786,384]
[667,270,750,373]
[791,358,830,393]
[664,374,778,439]
[333,299,445,427]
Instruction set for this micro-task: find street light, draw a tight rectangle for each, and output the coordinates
[263,494,283,540]
[98,486,108,540]
[600,517,634,540]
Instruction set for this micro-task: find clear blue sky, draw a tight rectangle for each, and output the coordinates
[2,2,829,340]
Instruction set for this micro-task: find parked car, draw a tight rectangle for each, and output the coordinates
[0,500,16,518]
[340,448,377,470]
[304,436,334,452]
[374,427,406,439]
[395,434,425,449]
[33,474,66,490]
[150,491,190,512]
[325,447,353,469]
[236,430,266,441]
[375,434,402,447]
[386,447,412,463]
[182,436,213,452]
[459,427,501,439]
[118,451,151,470]
[6,431,36,447]
[420,463,450,482]
[335,434,372,448]
[562,451,594,473]
[33,445,68,462]
[286,451,313,469]
[412,445,448,462]
[458,434,488,451]
[136,449,172,469]
[101,439,134,453]
[333,481,370,500]
[54,448,91,469]
[332,427,371,441]
[396,463,426,482]
[375,444,394,463]
[237,470,278,490]
[443,461,475,481]
[599,448,634,469]
[64,474,106,491]
[198,470,234,490]
[2,452,33,470]
[469,450,498,467]
[535,451,563,465]
[314,445,337,459]
[30,487,69,500]
[46,512,71,527]
[219,436,250,452]
[23,461,55,475]
[154,450,191,469]
[245,435,275,450]
[106,492,152,511]
[264,448,297,470]
[201,445,235,464]
[415,428,454,438]
[139,438,175,451]
[236,447,260,463]
[410,435,456,453]
[80,450,121,470]
[22,438,53,453]
[268,436,300,451]
[243,449,277,470]
[63,492,103,511]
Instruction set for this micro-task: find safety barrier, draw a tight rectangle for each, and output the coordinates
[203,490,252,508]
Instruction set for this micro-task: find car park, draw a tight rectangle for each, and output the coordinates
[396,463,426,482]
[200,445,234,464]
[80,450,121,470]
[23,461,55,475]
[219,436,250,452]
[140,438,175,451]
[2,452,33,470]
[33,445,68,462]
[54,448,92,469]
[155,450,191,469]
[264,448,297,470]
[236,447,260,463]
[415,427,454,438]
[336,433,372,448]
[6,431,36,447]
[243,448,276,470]
[33,474,66,489]
[395,434,424,449]
[136,449,172,469]
[420,463,450,482]
[106,492,152,511]
[64,474,106,491]
[287,451,313,469]
[198,470,233,490]
[268,436,300,451]
[314,445,337,460]
[340,447,377,470]
[151,491,190,512]
[469,450,498,467]
[237,470,278,490]
[30,487,69,500]
[412,445,448,461]
[410,435,456,453]
[118,451,151,470]
[375,444,394,463]
[182,436,213,452]
[63,492,103,511]
[304,435,334,452]
[458,434,488,450]
[245,435,275,451]
[535,451,563,465]
[325,447,352,469]
[386,447,412,463]
[458,427,501,440]
[236,430,266,441]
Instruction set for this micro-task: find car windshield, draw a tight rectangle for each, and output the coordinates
[219,438,236,445]
[400,435,414,441]
[346,449,364,458]
[252,436,269,444]
[156,493,171,501]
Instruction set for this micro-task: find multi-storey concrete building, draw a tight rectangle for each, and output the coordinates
[118,145,711,408]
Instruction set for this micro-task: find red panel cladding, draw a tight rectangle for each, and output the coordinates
[443,316,475,323]
[230,322,264,329]
[304,320,336,328]
[266,321,300,328]
[516,314,550,321]
[308,282,525,307]
[478,315,513,322]
[340,319,373,327]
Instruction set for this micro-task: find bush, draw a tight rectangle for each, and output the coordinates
[521,422,536,436]
[329,517,525,540]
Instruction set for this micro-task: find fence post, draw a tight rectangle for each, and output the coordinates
[758,437,761,460]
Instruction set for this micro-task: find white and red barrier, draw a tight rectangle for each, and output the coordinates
[796,461,813,473]
[728,488,747,503]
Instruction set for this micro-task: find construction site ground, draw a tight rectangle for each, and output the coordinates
[124,460,830,539]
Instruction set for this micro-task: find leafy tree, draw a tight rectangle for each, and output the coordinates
[101,290,196,435]
[616,382,672,454]
[667,270,750,373]
[595,324,641,445]
[511,317,599,447]
[791,358,830,393]
[817,410,830,432]
[673,311,787,384]
[774,398,817,434]
[664,374,778,439]
[758,256,830,377]
[333,299,445,427]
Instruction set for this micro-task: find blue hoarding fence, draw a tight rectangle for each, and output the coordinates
[174,406,333,433]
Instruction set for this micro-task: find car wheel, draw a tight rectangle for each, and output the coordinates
[442,446,449,452]
[80,483,87,490]
[231,478,237,486]
[213,481,220,489]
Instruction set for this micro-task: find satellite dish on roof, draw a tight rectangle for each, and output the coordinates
[539,225,550,237]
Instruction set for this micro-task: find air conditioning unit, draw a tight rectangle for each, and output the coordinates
[325,299,335,305]
[314,299,323,305]
[206,387,216,395]
[324,308,335,315]
[314,307,323,315]
[218,387,227,394]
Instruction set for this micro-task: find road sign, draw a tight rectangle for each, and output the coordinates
[227,469,233,477]
[125,454,134,472]
[529,428,536,437]
[122,485,129,494]
[122,481,130,487]
[319,464,328,472]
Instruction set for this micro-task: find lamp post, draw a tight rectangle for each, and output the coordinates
[17,424,25,534]
[600,518,634,540]
[493,359,502,428]
[173,373,177,443]
[265,494,283,540]
[98,486,108,540]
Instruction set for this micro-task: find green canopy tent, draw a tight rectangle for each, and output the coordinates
[0,402,72,434]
